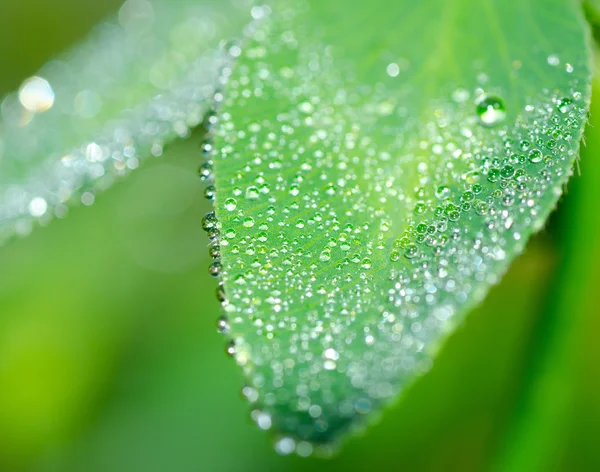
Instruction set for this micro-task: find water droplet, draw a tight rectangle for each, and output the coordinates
[322,348,337,360]
[386,63,400,77]
[475,95,506,127]
[255,411,272,430]
[500,165,514,179]
[414,202,427,214]
[320,249,331,262]
[547,54,560,66]
[204,185,216,201]
[529,149,543,163]
[464,170,480,185]
[405,244,419,259]
[209,244,221,259]
[557,97,573,113]
[216,285,226,302]
[202,211,218,232]
[209,261,222,277]
[246,186,260,200]
[224,198,237,211]
[474,200,488,215]
[217,316,230,334]
[198,162,213,181]
[452,88,469,103]
[18,76,55,113]
[275,437,296,455]
[435,185,450,199]
[487,168,500,182]
[28,197,48,217]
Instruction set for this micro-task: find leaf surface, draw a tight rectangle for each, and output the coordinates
[209,0,592,453]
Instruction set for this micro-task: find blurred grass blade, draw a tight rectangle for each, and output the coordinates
[208,0,592,453]
[0,0,253,244]
[584,0,600,22]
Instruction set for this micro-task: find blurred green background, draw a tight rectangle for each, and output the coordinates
[1,1,599,471]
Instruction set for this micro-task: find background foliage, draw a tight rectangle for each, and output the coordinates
[0,1,599,471]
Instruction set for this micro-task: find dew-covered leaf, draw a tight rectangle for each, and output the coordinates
[207,0,592,454]
[0,0,254,244]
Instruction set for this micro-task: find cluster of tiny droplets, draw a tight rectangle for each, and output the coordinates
[200,10,272,345]
[0,0,254,245]
[203,2,589,457]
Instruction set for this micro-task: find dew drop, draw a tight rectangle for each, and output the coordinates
[224,198,237,211]
[386,62,400,77]
[474,200,488,215]
[451,88,469,103]
[198,162,213,181]
[547,54,560,66]
[528,149,543,163]
[405,243,419,259]
[557,97,573,114]
[500,165,515,179]
[275,437,296,455]
[209,244,221,259]
[202,211,218,232]
[217,316,230,334]
[464,170,480,185]
[209,261,222,277]
[475,95,507,127]
[18,76,55,113]
[28,197,48,217]
[487,168,500,182]
[246,186,260,200]
[435,185,450,199]
[320,249,331,262]
[216,285,226,302]
[204,185,216,201]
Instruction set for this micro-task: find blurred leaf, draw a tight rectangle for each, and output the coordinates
[209,0,591,450]
[0,135,209,470]
[585,0,600,22]
[0,0,253,245]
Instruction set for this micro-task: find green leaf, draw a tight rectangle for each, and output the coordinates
[209,0,592,453]
[0,0,253,244]
[584,0,600,23]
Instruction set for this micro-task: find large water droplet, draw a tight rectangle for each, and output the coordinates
[476,95,506,127]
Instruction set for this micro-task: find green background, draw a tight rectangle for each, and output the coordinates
[0,1,599,471]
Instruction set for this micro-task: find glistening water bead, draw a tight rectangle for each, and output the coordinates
[475,94,507,127]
